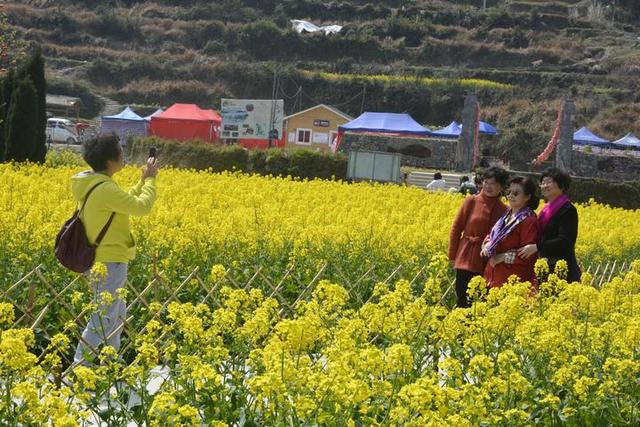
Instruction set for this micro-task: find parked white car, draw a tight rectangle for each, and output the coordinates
[46,118,79,144]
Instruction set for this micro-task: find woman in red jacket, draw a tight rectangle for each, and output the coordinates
[449,167,509,307]
[482,176,540,288]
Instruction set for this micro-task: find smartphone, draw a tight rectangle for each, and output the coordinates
[149,146,157,159]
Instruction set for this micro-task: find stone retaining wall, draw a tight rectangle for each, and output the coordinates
[341,134,457,170]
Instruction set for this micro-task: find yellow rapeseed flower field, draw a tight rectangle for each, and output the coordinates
[2,156,640,425]
[1,160,639,287]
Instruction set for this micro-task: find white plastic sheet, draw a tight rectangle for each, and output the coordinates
[290,19,343,35]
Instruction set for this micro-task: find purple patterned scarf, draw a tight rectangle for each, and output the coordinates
[538,194,570,231]
[483,207,535,258]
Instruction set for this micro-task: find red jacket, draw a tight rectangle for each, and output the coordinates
[483,215,540,287]
[449,191,508,273]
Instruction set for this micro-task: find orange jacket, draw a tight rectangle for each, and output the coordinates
[448,191,507,273]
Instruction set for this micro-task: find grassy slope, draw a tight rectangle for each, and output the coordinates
[5,0,640,168]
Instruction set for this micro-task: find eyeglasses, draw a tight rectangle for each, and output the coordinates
[506,190,522,197]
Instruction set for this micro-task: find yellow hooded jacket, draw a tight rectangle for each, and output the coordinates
[71,171,156,263]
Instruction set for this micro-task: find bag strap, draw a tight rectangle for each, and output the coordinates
[79,181,107,214]
[80,180,116,247]
[94,212,116,247]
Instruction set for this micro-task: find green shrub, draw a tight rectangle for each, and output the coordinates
[127,137,250,172]
[185,20,228,49]
[383,16,425,47]
[94,7,140,41]
[127,137,348,181]
[264,149,290,177]
[288,149,348,180]
[513,171,640,210]
[249,150,267,174]
[45,149,85,167]
[570,177,640,210]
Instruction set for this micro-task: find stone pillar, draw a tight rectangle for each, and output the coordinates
[556,99,574,172]
[457,93,477,172]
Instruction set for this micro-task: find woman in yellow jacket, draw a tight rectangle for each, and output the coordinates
[72,134,158,365]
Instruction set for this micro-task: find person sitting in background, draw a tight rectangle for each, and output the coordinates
[426,172,446,191]
[459,175,478,195]
[482,176,540,288]
[474,174,483,192]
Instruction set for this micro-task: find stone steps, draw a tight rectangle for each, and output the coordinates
[96,95,123,119]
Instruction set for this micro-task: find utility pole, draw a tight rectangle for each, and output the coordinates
[268,67,278,149]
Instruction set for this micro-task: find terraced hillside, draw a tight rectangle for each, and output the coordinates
[5,0,640,167]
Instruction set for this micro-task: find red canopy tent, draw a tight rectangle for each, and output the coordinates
[150,103,221,143]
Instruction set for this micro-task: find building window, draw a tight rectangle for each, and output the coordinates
[296,128,312,144]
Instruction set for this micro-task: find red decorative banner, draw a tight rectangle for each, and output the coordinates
[330,131,343,153]
[534,104,564,165]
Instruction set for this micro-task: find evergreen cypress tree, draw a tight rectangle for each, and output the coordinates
[18,47,47,162]
[0,69,16,162]
[5,77,39,163]
[0,76,5,162]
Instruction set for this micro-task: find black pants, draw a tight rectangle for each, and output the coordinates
[455,269,480,308]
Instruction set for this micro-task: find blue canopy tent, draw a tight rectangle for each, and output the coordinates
[431,121,461,138]
[333,112,432,151]
[101,106,147,145]
[611,132,640,150]
[478,121,498,135]
[338,112,432,135]
[459,121,499,135]
[573,127,609,147]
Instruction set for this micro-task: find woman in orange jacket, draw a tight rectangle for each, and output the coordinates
[448,167,509,307]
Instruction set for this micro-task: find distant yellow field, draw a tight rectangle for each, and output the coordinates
[303,70,514,91]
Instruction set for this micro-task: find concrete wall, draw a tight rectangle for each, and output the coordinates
[572,149,640,181]
[341,134,457,169]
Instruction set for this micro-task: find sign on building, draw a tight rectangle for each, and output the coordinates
[220,99,284,140]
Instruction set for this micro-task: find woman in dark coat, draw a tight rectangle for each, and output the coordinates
[519,168,581,282]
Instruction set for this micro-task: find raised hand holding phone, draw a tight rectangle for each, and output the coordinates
[142,147,160,180]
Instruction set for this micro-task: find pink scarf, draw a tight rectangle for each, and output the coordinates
[538,194,570,231]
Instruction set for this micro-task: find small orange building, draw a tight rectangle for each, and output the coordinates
[283,104,353,153]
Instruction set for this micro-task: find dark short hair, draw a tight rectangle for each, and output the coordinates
[541,167,571,192]
[482,166,509,188]
[509,176,540,211]
[434,172,442,180]
[83,134,122,171]
[460,175,469,184]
